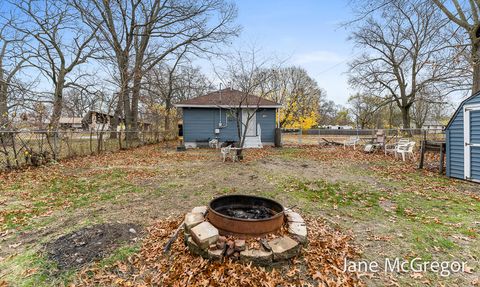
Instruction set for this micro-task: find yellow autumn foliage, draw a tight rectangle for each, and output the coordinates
[280,110,318,129]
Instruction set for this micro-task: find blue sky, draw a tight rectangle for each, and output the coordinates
[1,0,356,105]
[226,0,355,105]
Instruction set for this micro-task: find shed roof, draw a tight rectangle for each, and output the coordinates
[175,88,281,108]
[445,91,479,130]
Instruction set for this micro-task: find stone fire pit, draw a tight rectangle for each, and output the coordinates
[184,195,307,265]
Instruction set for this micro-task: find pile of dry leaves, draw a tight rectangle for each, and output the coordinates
[73,217,364,287]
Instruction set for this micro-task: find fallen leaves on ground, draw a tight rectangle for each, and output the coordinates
[73,217,364,287]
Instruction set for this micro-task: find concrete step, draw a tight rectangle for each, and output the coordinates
[243,136,263,148]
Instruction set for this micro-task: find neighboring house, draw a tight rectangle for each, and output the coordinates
[445,92,480,182]
[82,111,113,131]
[82,111,152,131]
[174,88,282,148]
[59,117,84,130]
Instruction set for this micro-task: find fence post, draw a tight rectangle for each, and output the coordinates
[298,128,302,145]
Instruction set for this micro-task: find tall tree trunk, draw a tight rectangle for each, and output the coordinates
[130,66,141,135]
[0,81,7,129]
[164,97,171,132]
[0,60,7,129]
[472,41,480,94]
[111,53,129,138]
[120,58,133,141]
[400,106,411,129]
[110,92,123,139]
[123,89,132,137]
[50,72,66,129]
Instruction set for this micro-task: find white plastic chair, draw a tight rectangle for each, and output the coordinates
[395,141,416,161]
[209,138,219,148]
[385,138,409,155]
[344,136,360,150]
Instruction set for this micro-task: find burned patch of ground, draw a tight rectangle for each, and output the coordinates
[45,223,140,270]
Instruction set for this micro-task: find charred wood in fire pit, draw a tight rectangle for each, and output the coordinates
[220,206,275,220]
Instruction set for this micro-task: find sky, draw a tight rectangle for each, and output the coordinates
[217,0,356,105]
[1,0,464,108]
[1,0,357,106]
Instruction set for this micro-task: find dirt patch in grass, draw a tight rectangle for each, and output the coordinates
[45,223,140,270]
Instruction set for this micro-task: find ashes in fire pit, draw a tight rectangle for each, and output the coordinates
[218,206,274,220]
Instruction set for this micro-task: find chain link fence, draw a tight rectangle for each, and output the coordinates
[281,128,445,146]
[0,130,163,170]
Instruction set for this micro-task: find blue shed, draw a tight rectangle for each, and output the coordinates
[175,88,281,148]
[445,92,480,182]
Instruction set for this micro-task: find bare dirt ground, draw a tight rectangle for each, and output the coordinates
[0,143,479,286]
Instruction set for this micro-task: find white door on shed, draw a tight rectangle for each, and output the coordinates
[463,104,480,181]
[242,109,256,136]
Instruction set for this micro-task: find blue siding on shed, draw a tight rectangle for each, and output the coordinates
[214,109,240,142]
[182,107,276,144]
[183,108,216,142]
[446,93,480,180]
[472,147,480,180]
[446,109,464,178]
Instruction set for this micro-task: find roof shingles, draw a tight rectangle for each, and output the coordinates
[175,88,280,107]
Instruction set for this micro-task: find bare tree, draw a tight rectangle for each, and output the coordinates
[143,54,212,133]
[63,89,102,118]
[432,0,480,93]
[262,67,324,128]
[74,0,239,137]
[348,93,385,128]
[317,100,341,126]
[0,15,29,129]
[12,0,99,129]
[216,48,279,151]
[348,1,469,129]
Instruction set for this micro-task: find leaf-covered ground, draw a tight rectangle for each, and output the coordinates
[0,143,479,286]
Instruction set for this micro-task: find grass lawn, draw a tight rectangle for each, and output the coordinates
[0,143,478,286]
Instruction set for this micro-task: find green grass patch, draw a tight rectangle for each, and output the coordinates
[0,249,74,287]
[282,178,382,209]
[99,244,141,268]
[1,169,144,231]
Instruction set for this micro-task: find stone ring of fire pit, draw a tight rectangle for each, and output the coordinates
[183,195,308,265]
[207,195,285,237]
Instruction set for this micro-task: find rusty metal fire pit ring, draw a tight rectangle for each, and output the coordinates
[207,195,285,237]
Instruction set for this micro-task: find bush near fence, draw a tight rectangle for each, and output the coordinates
[0,130,163,170]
